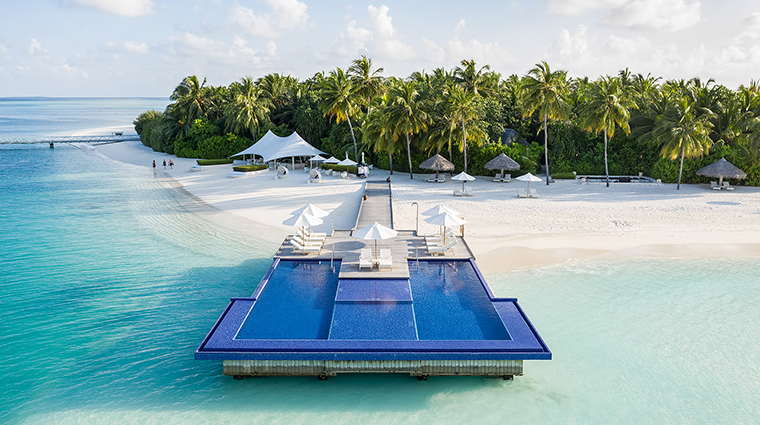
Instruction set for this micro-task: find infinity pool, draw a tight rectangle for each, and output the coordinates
[197,258,550,371]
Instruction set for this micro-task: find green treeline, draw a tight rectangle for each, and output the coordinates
[134,57,760,186]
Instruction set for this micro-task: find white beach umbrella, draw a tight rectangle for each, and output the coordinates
[353,221,398,259]
[338,158,358,166]
[425,212,466,243]
[516,172,542,192]
[291,203,329,219]
[422,204,461,217]
[424,212,467,227]
[324,156,341,164]
[283,212,323,236]
[451,171,476,193]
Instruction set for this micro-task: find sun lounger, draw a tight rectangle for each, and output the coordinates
[427,239,457,255]
[711,181,720,190]
[493,174,502,182]
[529,188,540,198]
[427,176,438,183]
[723,181,734,190]
[517,189,528,198]
[359,248,373,270]
[289,240,321,254]
[454,190,471,196]
[340,171,348,179]
[503,174,511,182]
[378,249,392,269]
[292,235,322,247]
[297,229,327,240]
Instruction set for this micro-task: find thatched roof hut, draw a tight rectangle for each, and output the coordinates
[485,153,520,180]
[696,157,746,185]
[419,154,455,180]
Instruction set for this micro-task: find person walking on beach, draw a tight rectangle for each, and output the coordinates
[169,159,173,169]
[152,160,156,171]
[163,159,167,169]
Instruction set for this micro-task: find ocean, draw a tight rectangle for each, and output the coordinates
[1,99,759,424]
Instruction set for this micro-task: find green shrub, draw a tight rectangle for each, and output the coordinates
[552,172,577,179]
[197,159,233,165]
[232,164,269,172]
[320,164,359,174]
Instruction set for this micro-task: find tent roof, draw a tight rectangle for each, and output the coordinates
[696,157,747,179]
[230,130,325,162]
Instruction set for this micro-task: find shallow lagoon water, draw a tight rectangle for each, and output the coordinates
[2,105,760,423]
[3,145,758,424]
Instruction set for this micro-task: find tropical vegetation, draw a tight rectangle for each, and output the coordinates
[134,57,760,187]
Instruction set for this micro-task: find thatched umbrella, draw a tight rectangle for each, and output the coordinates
[419,153,455,181]
[696,157,746,186]
[484,153,520,180]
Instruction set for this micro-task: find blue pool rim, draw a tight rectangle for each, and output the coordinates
[195,258,552,361]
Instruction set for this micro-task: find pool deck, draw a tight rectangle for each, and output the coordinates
[275,179,476,279]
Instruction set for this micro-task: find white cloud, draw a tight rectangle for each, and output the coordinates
[545,0,701,32]
[745,11,760,28]
[28,38,45,55]
[546,0,625,16]
[266,40,277,56]
[366,5,414,60]
[332,5,414,61]
[549,25,590,63]
[170,33,266,67]
[123,41,149,54]
[336,20,373,56]
[604,0,701,32]
[72,0,154,17]
[230,0,308,39]
[421,19,511,67]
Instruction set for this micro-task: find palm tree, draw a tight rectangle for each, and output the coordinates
[385,80,430,179]
[579,76,632,187]
[454,59,496,97]
[652,97,715,189]
[319,68,361,162]
[349,56,385,114]
[169,75,215,134]
[362,104,399,174]
[448,85,481,173]
[521,61,571,185]
[224,76,272,139]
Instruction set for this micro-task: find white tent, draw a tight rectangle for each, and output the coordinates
[230,130,325,162]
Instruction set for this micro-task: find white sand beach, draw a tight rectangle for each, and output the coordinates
[94,141,760,273]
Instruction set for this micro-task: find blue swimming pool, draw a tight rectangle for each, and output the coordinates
[411,261,511,340]
[197,258,550,370]
[236,261,339,340]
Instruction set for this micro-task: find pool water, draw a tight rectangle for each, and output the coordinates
[411,261,511,340]
[235,259,511,341]
[236,261,340,340]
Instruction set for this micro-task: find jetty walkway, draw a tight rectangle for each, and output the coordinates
[0,135,140,145]
[275,178,474,278]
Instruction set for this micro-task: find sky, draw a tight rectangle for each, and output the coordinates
[1,0,759,97]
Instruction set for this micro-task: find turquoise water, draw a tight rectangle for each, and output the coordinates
[2,100,760,423]
[0,97,169,138]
